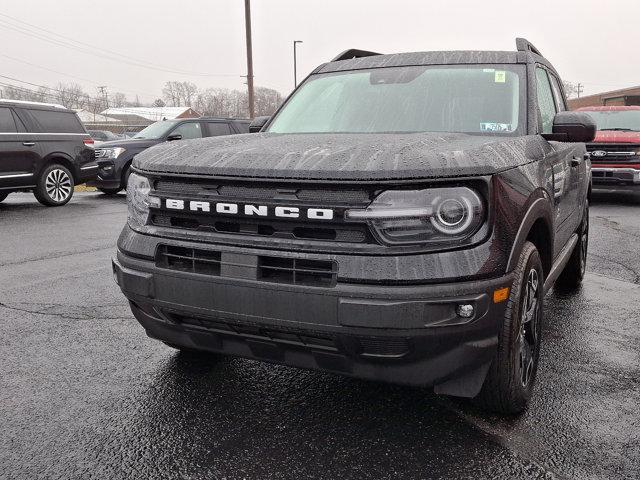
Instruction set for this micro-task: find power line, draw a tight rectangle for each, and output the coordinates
[0,53,160,101]
[0,13,242,78]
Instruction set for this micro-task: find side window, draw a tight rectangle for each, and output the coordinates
[548,74,567,112]
[28,109,84,133]
[171,122,202,140]
[0,107,17,133]
[206,122,232,137]
[535,68,557,134]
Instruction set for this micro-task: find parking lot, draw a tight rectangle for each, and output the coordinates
[0,191,638,480]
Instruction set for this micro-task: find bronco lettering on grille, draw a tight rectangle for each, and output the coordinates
[164,199,335,220]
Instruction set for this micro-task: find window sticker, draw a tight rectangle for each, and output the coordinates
[480,122,512,132]
[483,68,495,73]
[494,71,506,83]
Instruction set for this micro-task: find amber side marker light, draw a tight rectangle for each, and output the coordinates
[493,287,510,303]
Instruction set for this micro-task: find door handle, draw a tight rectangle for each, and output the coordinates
[22,141,35,147]
[571,156,582,167]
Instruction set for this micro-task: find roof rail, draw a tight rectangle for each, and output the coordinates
[331,49,382,62]
[515,38,542,56]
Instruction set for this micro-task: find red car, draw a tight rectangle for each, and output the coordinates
[576,106,640,194]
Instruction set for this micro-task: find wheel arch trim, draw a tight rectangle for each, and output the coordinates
[506,196,554,273]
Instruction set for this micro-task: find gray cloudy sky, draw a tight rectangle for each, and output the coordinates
[1,0,639,103]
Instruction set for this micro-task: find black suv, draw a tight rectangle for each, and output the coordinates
[113,39,595,414]
[88,118,250,195]
[0,100,96,206]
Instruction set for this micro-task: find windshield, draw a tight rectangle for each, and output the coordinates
[268,65,524,135]
[582,110,640,132]
[133,120,178,139]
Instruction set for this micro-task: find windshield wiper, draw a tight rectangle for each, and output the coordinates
[600,128,637,132]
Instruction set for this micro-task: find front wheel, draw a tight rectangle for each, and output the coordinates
[33,164,75,206]
[474,241,544,414]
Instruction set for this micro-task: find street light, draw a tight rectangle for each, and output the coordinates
[293,40,303,88]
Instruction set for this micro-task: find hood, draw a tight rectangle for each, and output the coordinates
[134,132,549,181]
[592,131,640,144]
[98,138,162,150]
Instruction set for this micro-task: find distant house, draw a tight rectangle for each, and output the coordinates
[100,106,201,124]
[76,109,125,133]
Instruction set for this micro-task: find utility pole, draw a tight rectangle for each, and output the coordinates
[293,40,303,88]
[577,83,584,98]
[97,86,109,109]
[244,0,255,119]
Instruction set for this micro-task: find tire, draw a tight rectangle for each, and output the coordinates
[555,201,589,291]
[99,166,130,196]
[474,241,544,415]
[33,164,75,206]
[98,187,122,195]
[0,192,8,203]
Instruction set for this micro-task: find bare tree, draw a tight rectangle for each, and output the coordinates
[153,98,166,107]
[111,92,128,108]
[55,82,88,109]
[194,86,282,118]
[563,81,579,100]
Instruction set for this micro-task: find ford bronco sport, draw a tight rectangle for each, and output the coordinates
[113,39,595,414]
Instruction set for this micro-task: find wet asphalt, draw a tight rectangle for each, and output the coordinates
[0,191,638,480]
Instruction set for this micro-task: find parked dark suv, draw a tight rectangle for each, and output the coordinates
[113,39,595,414]
[0,100,96,206]
[88,118,250,195]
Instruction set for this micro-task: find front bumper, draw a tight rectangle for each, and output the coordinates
[86,160,121,189]
[592,167,640,191]
[113,246,513,397]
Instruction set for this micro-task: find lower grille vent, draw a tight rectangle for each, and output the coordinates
[258,257,336,287]
[156,245,337,287]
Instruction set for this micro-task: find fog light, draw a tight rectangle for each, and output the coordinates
[456,304,474,318]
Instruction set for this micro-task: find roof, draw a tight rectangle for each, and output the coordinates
[318,50,533,74]
[576,105,640,112]
[100,106,200,121]
[0,98,66,109]
[75,109,123,123]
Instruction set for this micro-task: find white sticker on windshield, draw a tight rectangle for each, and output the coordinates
[494,71,506,83]
[480,123,512,132]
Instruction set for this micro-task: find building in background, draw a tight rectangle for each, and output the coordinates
[76,109,124,133]
[95,106,201,134]
[568,85,640,110]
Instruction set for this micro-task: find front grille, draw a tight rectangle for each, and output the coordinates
[587,144,640,163]
[150,178,375,246]
[156,245,337,287]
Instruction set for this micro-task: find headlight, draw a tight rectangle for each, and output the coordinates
[127,172,160,227]
[99,147,126,159]
[345,187,485,246]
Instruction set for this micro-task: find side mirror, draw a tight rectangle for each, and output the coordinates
[543,112,596,143]
[166,133,182,141]
[249,116,270,133]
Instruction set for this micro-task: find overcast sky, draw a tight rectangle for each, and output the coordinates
[1,0,639,104]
